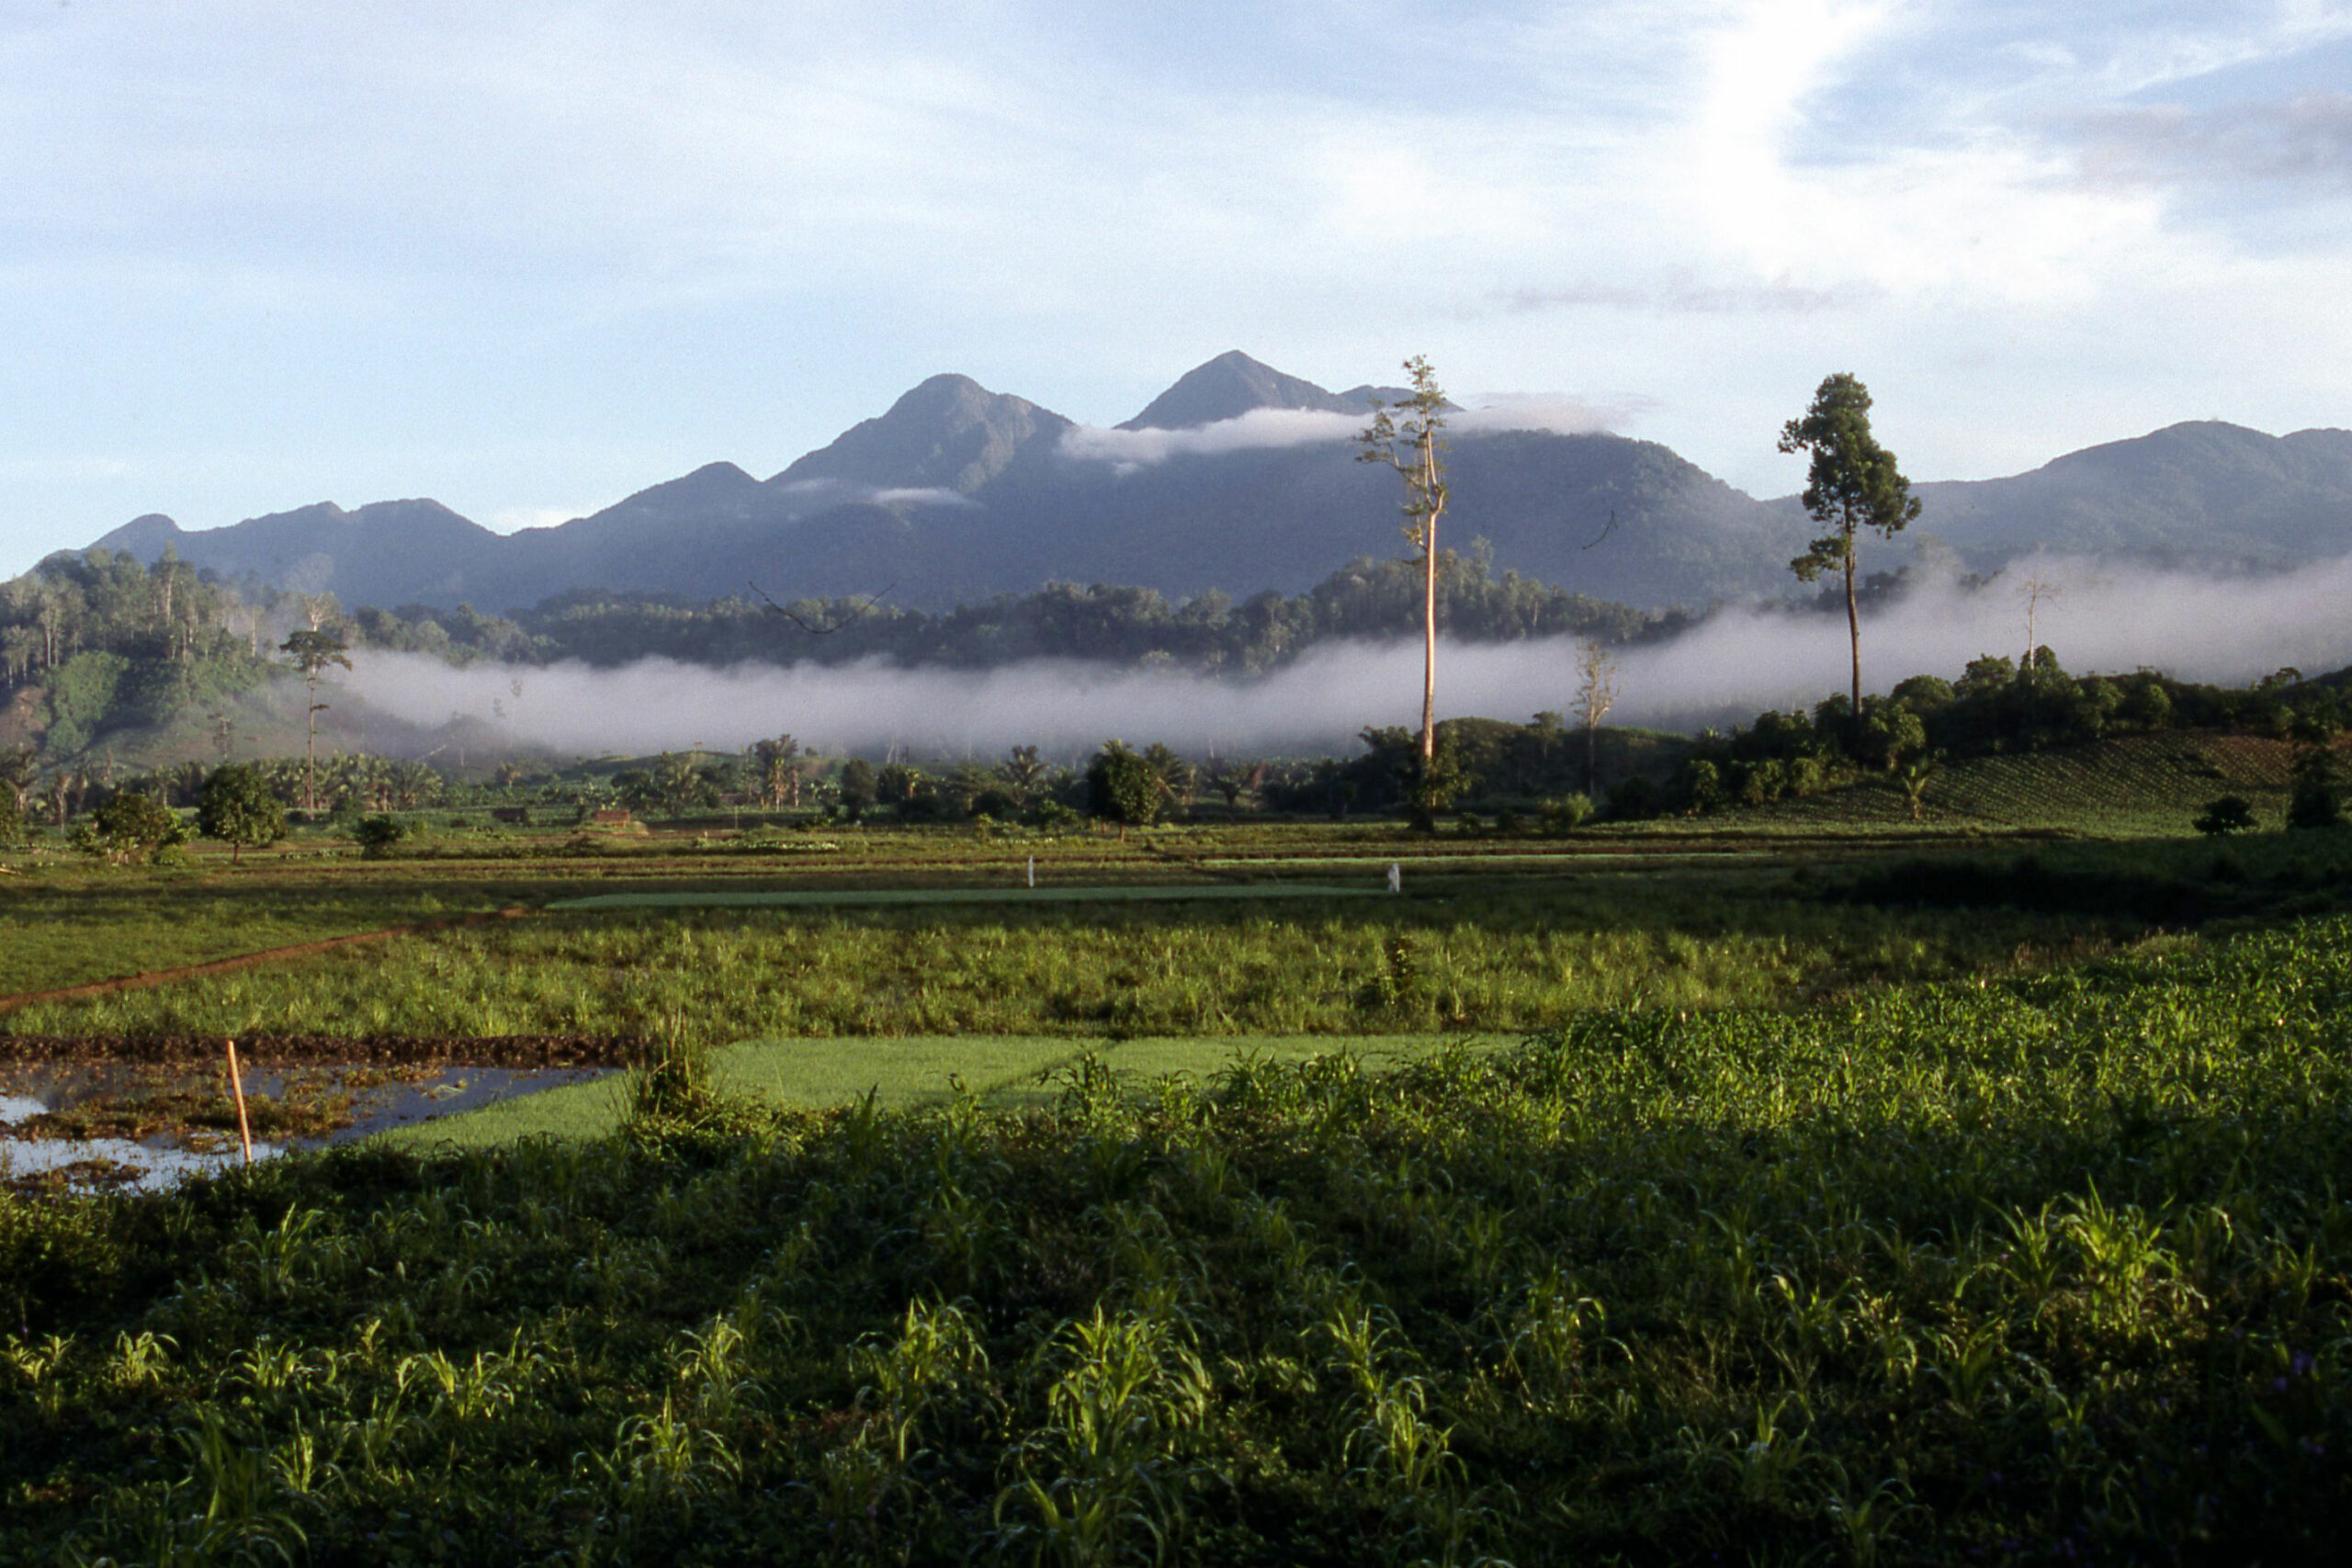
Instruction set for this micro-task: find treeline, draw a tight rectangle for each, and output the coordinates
[3,750,449,833]
[1,546,1670,768]
[351,546,1674,672]
[0,714,1650,850]
[1643,649,2351,819]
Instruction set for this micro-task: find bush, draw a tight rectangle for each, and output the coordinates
[2194,795,2258,836]
[1603,774,1665,821]
[0,787,22,850]
[1538,794,1594,836]
[2289,748,2343,830]
[1399,741,1474,831]
[69,791,188,865]
[350,814,409,859]
[2289,778,2343,830]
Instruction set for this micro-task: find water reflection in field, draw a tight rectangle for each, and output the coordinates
[0,1063,609,1190]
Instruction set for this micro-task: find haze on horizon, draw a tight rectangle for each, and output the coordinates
[3,3,2349,579]
[345,553,2352,760]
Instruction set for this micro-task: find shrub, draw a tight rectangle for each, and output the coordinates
[2194,795,2257,836]
[837,758,877,822]
[2289,779,2343,830]
[1603,774,1665,821]
[70,790,188,865]
[1538,794,1594,836]
[2288,748,2343,830]
[350,814,409,859]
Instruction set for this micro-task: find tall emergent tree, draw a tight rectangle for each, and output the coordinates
[1358,356,1450,766]
[1574,640,1619,794]
[1780,373,1921,723]
[280,627,352,813]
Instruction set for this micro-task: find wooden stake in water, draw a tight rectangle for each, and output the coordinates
[225,1039,254,1166]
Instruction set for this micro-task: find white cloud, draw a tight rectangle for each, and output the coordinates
[870,487,981,509]
[1452,396,1626,437]
[776,479,979,509]
[1059,409,1363,469]
[4,2,2352,568]
[1057,395,1624,472]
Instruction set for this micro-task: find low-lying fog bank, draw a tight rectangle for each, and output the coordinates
[344,556,2352,758]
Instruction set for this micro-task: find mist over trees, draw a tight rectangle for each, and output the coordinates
[3,531,2347,851]
[0,546,1668,773]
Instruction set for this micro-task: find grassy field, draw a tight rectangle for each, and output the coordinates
[379,1033,1503,1148]
[6,734,2352,1560]
[1744,731,2308,837]
[3,865,2138,1043]
[6,914,2351,1562]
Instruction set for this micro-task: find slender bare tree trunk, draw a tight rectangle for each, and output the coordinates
[1421,526,1438,762]
[1844,533,1861,721]
[304,675,319,813]
[1420,438,1442,764]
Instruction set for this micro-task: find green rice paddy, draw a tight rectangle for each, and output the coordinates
[379,1032,1495,1147]
[545,883,1381,909]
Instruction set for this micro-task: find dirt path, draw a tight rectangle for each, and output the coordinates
[0,907,534,1018]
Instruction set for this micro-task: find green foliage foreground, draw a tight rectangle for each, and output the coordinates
[8,917,2352,1562]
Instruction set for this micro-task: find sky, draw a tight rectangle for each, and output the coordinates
[3,0,2348,579]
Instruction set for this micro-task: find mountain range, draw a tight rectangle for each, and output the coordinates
[87,351,2352,615]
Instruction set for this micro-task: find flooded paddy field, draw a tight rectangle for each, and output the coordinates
[0,1033,630,1192]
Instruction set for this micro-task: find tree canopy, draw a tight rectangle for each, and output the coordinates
[196,762,287,863]
[1086,741,1161,829]
[1780,374,1921,717]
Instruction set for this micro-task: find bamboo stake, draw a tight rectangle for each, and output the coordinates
[226,1039,254,1166]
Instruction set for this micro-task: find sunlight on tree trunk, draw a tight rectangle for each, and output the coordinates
[1358,356,1450,816]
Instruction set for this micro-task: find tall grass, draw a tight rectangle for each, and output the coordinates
[6,913,2351,1561]
[4,880,2121,1042]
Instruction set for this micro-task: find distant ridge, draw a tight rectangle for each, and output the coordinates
[1916,421,2352,570]
[76,355,2352,616]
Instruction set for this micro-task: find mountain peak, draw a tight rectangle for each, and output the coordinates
[1119,351,1360,431]
[775,373,1072,494]
[88,513,185,558]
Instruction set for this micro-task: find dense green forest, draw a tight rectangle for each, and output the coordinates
[3,547,2346,840]
[351,545,1671,671]
[1642,649,2350,821]
[0,549,287,758]
[0,547,1662,770]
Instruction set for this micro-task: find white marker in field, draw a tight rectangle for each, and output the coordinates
[1388,863,1402,895]
[1028,856,1036,888]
